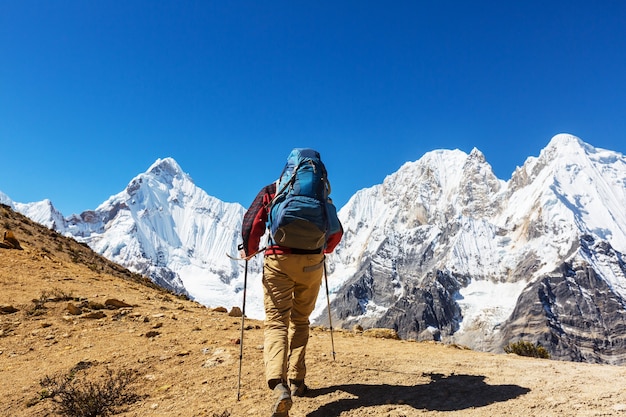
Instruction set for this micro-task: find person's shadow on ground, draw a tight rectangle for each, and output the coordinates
[305,373,531,416]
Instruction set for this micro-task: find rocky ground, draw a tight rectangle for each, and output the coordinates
[2,205,626,417]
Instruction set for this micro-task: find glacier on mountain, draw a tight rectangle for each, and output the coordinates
[4,133,626,364]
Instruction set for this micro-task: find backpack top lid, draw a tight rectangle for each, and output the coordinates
[286,148,321,163]
[278,148,329,198]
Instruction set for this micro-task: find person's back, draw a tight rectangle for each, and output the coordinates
[240,148,343,417]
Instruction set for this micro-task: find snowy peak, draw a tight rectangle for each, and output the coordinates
[146,157,187,183]
[529,134,626,253]
[458,148,503,218]
[382,149,466,211]
[534,133,613,179]
[377,147,502,224]
[124,157,190,202]
[0,190,12,206]
[546,132,588,151]
[15,199,65,230]
[0,192,65,230]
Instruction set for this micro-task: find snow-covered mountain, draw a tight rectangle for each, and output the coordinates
[4,133,626,364]
[1,192,65,229]
[2,159,263,313]
[321,133,626,364]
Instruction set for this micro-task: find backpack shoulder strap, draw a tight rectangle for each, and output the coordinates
[273,159,306,199]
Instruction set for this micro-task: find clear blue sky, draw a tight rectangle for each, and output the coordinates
[2,1,625,216]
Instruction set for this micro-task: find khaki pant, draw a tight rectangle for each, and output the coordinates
[262,253,325,385]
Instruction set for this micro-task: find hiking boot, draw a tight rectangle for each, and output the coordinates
[289,379,308,397]
[271,382,292,417]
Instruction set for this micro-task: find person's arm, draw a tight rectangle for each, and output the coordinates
[241,183,275,256]
[324,201,343,253]
[324,226,343,253]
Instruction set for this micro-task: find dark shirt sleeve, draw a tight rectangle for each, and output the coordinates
[241,183,275,256]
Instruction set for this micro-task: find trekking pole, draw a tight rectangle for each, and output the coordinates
[323,259,336,361]
[236,259,249,401]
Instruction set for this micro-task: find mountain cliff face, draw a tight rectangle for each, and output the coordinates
[5,134,626,364]
[321,134,626,364]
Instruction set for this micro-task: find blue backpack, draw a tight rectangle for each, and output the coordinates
[269,148,339,250]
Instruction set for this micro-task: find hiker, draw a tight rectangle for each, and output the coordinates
[240,148,343,417]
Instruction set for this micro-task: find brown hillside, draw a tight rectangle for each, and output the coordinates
[1,204,626,417]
